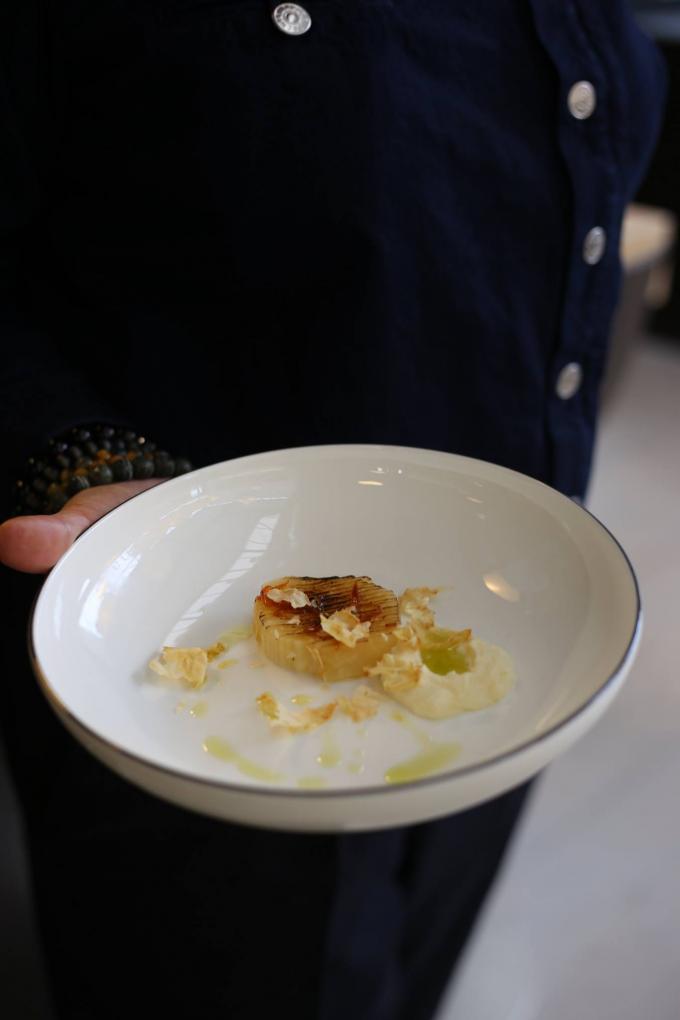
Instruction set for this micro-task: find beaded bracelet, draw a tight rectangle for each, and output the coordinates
[12,424,192,516]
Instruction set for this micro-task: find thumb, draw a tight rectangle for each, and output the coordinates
[0,479,163,574]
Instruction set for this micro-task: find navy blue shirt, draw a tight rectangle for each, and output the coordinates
[1,1,666,503]
[0,7,668,1019]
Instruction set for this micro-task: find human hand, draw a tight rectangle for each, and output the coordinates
[0,479,163,573]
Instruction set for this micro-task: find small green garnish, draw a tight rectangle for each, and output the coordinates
[420,627,473,675]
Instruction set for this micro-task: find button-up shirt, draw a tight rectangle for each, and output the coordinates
[0,0,667,514]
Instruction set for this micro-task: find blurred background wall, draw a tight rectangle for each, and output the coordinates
[599,2,680,409]
[634,1,680,340]
[602,2,680,401]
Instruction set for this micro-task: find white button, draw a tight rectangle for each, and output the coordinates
[568,81,597,120]
[556,362,583,400]
[272,3,312,36]
[583,226,606,265]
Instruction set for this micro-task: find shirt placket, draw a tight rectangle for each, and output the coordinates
[529,0,625,497]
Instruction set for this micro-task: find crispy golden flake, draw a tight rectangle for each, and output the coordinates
[206,641,226,662]
[148,624,252,687]
[319,608,372,647]
[337,685,381,721]
[149,647,208,688]
[392,625,420,648]
[399,587,442,632]
[266,587,311,609]
[256,692,337,732]
[366,649,422,692]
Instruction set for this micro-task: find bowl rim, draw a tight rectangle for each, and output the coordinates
[28,443,642,800]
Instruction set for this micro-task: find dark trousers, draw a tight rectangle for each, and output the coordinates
[3,571,533,1020]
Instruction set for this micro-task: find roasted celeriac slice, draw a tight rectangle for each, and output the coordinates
[253,575,400,682]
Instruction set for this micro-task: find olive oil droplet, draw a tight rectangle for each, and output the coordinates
[297,776,328,789]
[203,737,283,782]
[384,743,460,785]
[316,730,342,768]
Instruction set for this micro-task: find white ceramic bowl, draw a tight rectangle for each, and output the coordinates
[30,445,640,832]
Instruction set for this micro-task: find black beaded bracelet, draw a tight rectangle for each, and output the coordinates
[12,424,193,516]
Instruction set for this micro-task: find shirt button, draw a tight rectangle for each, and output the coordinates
[567,81,597,120]
[583,226,606,265]
[272,3,312,36]
[555,362,583,400]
